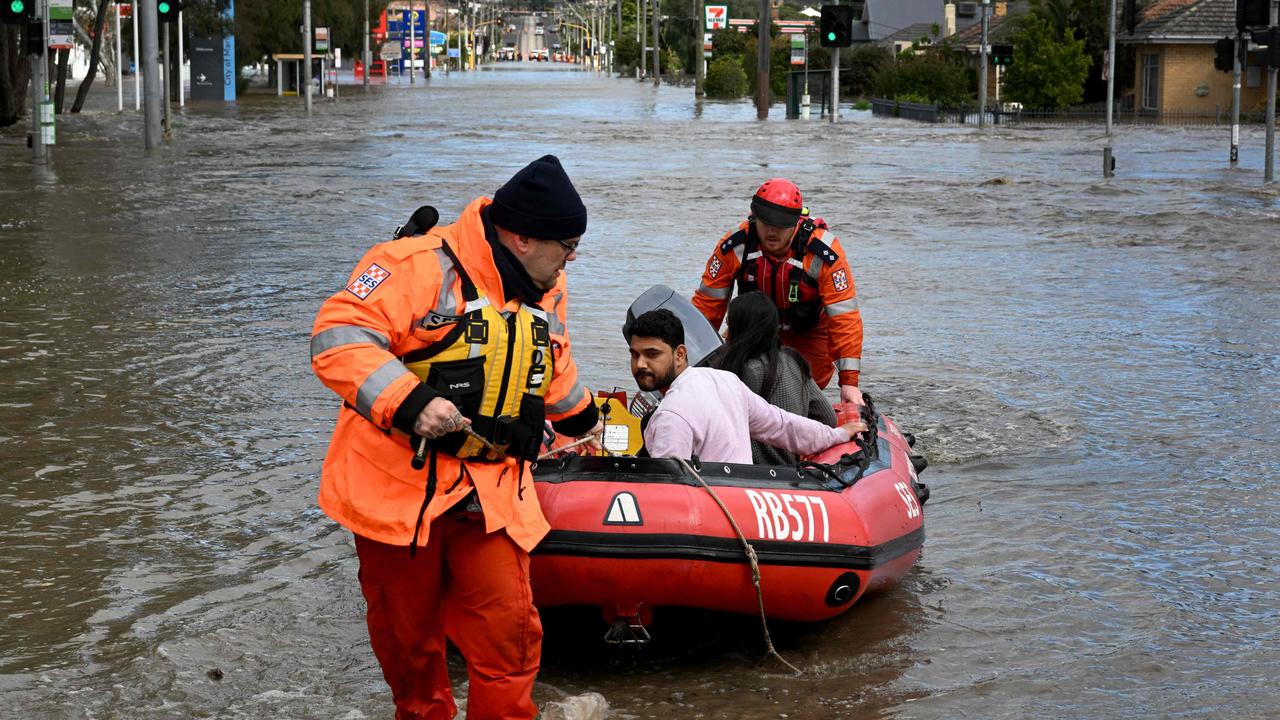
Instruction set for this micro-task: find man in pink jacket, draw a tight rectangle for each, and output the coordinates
[627,309,865,464]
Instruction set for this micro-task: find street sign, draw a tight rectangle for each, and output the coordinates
[191,37,220,99]
[380,42,399,61]
[790,33,805,66]
[706,5,727,31]
[315,26,329,53]
[48,0,73,49]
[447,47,460,58]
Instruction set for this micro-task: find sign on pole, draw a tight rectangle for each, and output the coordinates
[706,5,727,30]
[48,0,74,49]
[315,26,330,53]
[380,42,400,61]
[790,34,805,66]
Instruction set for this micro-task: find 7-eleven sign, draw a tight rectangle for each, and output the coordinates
[706,5,727,30]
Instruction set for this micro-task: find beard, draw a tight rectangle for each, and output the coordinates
[633,365,676,392]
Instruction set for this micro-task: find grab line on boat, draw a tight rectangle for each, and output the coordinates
[677,457,803,676]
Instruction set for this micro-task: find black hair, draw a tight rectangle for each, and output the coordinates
[624,308,685,350]
[715,292,809,398]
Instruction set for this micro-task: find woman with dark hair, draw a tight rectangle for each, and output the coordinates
[715,292,839,465]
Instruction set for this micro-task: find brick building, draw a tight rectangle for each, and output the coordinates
[1122,0,1270,117]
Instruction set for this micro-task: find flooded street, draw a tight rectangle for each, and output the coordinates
[2,67,1278,718]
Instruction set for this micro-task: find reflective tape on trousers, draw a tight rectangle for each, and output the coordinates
[310,325,391,358]
[356,358,414,420]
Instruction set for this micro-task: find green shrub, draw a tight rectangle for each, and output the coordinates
[705,56,749,98]
[872,49,970,105]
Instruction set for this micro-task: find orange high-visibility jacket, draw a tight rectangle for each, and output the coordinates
[310,197,594,552]
[692,219,864,387]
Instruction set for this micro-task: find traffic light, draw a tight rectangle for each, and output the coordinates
[819,5,854,48]
[3,0,34,25]
[1213,37,1234,72]
[157,0,184,23]
[1236,0,1269,31]
[1256,26,1280,68]
[991,43,1013,66]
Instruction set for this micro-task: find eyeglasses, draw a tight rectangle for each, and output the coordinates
[545,238,581,255]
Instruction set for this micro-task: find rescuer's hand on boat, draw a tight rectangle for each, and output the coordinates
[578,419,605,454]
[414,397,472,439]
[840,384,864,406]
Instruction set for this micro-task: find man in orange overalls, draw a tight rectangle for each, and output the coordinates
[692,178,864,404]
[311,155,602,719]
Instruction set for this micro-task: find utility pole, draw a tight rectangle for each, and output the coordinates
[177,10,184,107]
[638,0,644,78]
[1103,0,1116,176]
[756,0,768,118]
[695,0,704,96]
[30,0,48,162]
[978,0,988,128]
[303,0,312,114]
[424,0,430,77]
[1266,0,1277,183]
[140,0,161,147]
[651,0,659,85]
[115,2,123,111]
[409,0,416,82]
[830,1,839,123]
[363,0,369,87]
[162,21,171,137]
[1231,30,1241,165]
[132,0,140,110]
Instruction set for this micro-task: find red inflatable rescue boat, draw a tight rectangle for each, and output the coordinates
[530,395,929,636]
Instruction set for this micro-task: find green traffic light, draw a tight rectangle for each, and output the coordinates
[11,0,25,12]
[827,31,836,42]
[158,1,170,12]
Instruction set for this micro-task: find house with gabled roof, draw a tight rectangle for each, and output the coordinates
[1120,0,1270,116]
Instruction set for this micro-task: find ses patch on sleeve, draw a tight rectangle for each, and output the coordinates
[832,269,849,292]
[707,257,722,279]
[347,263,391,300]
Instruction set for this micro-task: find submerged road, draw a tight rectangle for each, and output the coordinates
[1,69,1278,718]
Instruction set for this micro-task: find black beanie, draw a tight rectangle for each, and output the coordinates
[489,155,588,241]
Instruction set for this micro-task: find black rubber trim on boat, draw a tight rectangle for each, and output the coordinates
[533,526,925,570]
[532,421,892,492]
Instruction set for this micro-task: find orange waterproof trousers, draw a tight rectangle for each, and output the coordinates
[354,514,542,720]
[781,323,834,389]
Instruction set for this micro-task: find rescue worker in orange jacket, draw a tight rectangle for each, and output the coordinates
[310,155,602,720]
[692,178,864,404]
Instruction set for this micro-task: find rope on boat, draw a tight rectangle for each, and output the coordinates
[676,457,802,676]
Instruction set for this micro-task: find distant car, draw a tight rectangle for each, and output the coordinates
[535,25,544,35]
[536,48,549,61]
[552,42,561,50]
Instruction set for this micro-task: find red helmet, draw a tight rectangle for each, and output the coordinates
[750,178,804,227]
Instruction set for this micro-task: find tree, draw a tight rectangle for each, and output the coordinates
[1,24,33,127]
[1001,15,1090,109]
[1029,0,1110,101]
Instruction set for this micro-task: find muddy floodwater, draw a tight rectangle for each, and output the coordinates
[2,67,1278,719]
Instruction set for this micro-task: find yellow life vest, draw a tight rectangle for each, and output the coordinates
[401,243,554,462]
